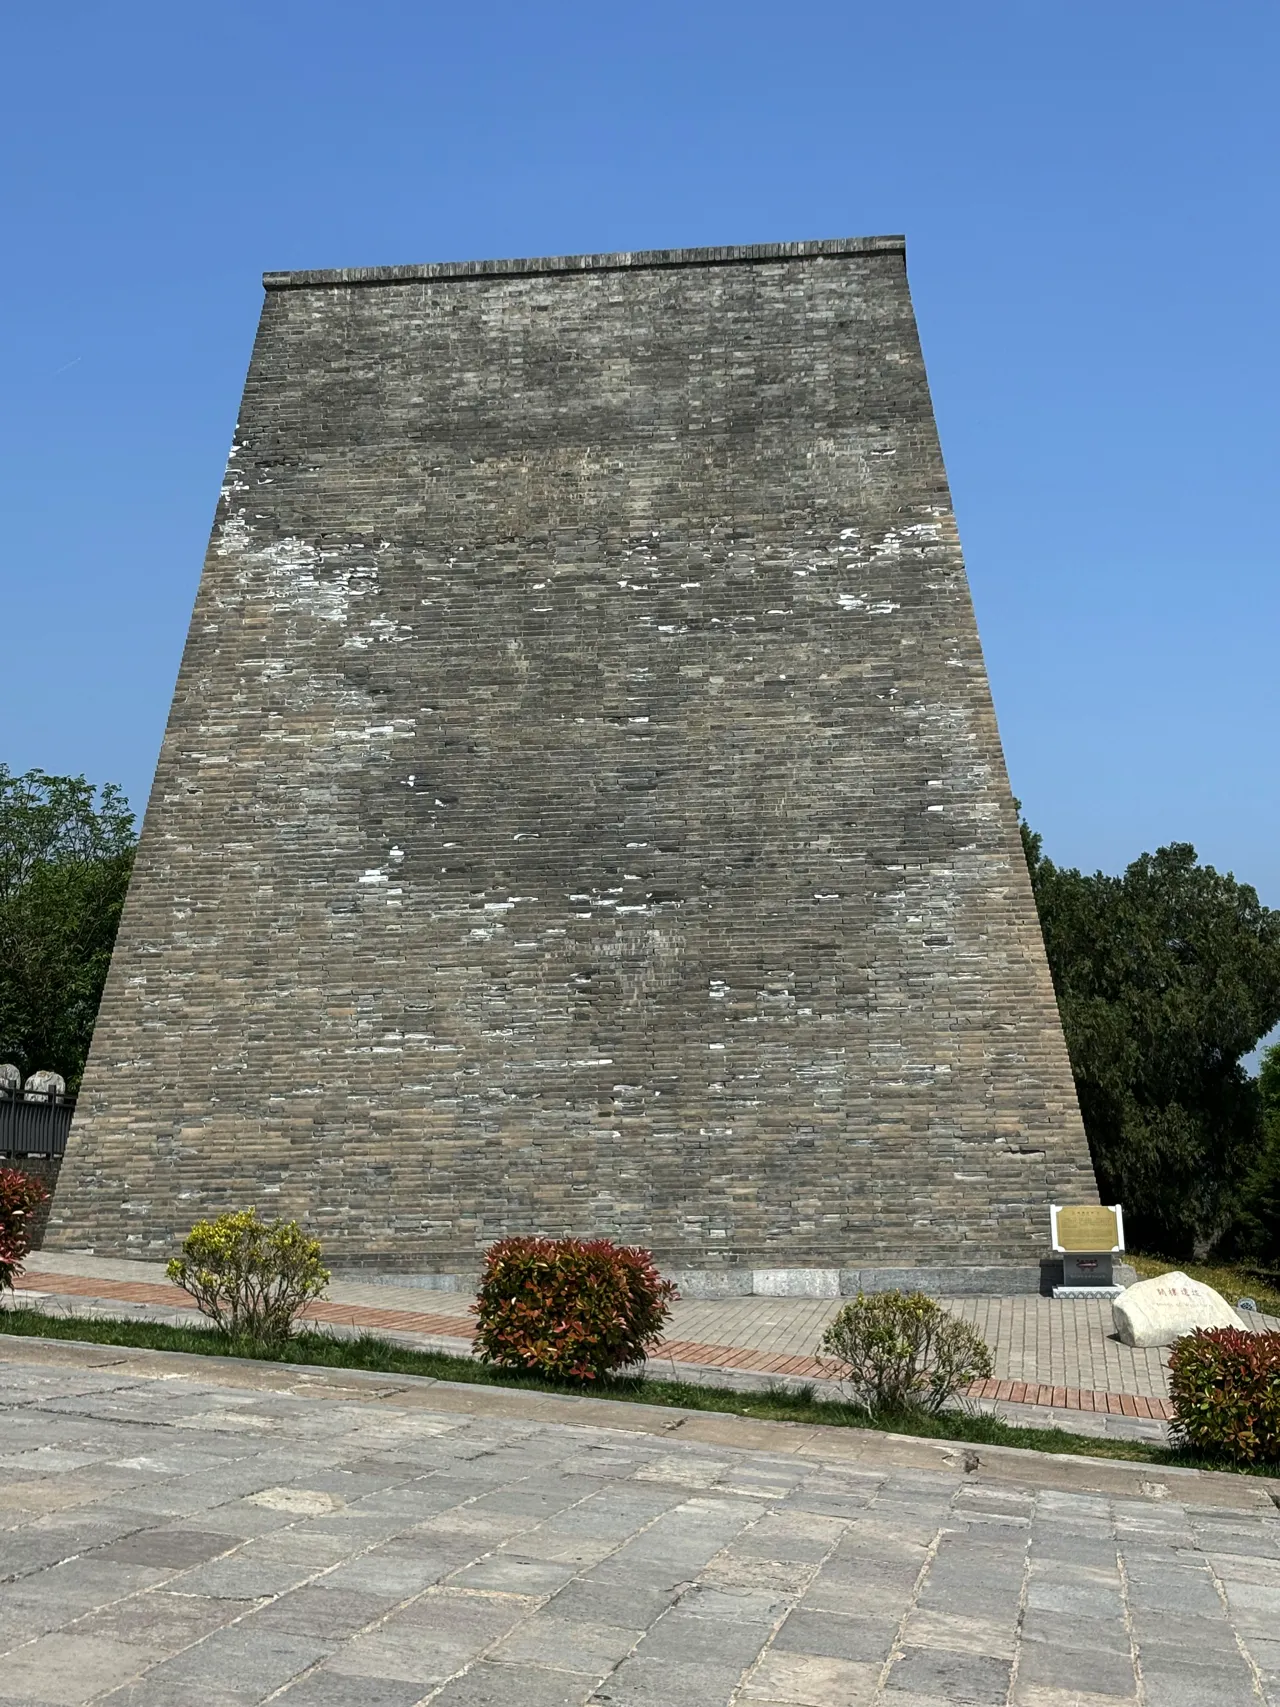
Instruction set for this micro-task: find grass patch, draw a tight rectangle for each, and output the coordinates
[3,1302,1277,1481]
[1129,1253,1280,1317]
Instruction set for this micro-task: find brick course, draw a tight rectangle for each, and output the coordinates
[47,237,1098,1274]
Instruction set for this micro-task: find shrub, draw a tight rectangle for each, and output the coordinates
[817,1290,994,1414]
[0,1166,49,1292]
[472,1236,677,1382]
[166,1210,329,1346]
[1167,1327,1280,1465]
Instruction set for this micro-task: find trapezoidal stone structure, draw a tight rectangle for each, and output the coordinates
[48,236,1099,1294]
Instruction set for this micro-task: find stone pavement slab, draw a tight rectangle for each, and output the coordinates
[1,1337,1279,1705]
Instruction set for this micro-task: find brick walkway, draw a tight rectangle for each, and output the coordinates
[18,1253,1271,1436]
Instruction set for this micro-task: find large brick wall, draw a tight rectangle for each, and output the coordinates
[47,237,1098,1280]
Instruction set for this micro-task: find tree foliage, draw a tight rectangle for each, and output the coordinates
[1022,823,1280,1260]
[1240,1042,1280,1266]
[0,767,137,1091]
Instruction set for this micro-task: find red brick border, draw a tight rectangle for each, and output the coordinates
[964,1376,1173,1420]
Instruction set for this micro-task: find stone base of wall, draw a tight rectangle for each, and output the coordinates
[333,1262,1079,1299]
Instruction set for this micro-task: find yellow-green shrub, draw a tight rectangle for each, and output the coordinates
[167,1209,329,1345]
[818,1290,993,1414]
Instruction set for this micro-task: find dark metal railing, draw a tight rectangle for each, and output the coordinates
[0,1087,77,1157]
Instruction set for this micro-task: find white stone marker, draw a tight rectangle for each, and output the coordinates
[1112,1271,1244,1348]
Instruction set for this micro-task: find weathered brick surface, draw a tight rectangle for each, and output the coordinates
[48,237,1097,1273]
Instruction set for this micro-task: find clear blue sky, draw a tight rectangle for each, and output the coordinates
[3,3,1277,1053]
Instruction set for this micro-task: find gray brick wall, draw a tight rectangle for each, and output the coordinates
[47,237,1098,1274]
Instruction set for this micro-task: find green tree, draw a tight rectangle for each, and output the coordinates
[1261,1042,1280,1138]
[1023,830,1280,1259]
[1239,1042,1280,1266]
[0,768,137,1092]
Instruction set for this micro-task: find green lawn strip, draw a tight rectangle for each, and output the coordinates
[1128,1253,1280,1317]
[4,1304,1276,1480]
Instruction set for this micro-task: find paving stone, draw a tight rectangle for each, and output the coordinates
[1128,1606,1242,1655]
[245,1585,400,1639]
[467,1477,603,1518]
[0,1632,164,1704]
[1208,1551,1280,1587]
[1018,1611,1131,1656]
[157,1553,321,1600]
[1011,1687,1139,1707]
[1027,1532,1120,1570]
[98,1625,329,1697]
[627,1609,769,1668]
[1193,1523,1280,1559]
[431,1662,603,1706]
[885,1645,1013,1704]
[97,1684,260,1707]
[237,1529,358,1569]
[63,1590,260,1652]
[0,1604,74,1655]
[545,1581,682,1630]
[1133,1651,1261,1707]
[930,1539,1027,1588]
[92,1528,241,1569]
[673,1583,792,1623]
[1245,1634,1280,1677]
[322,1540,473,1597]
[1217,1577,1280,1626]
[589,1653,746,1706]
[325,1590,527,1684]
[723,1513,848,1565]
[916,1576,1026,1622]
[769,1608,897,1664]
[1122,1563,1224,1616]
[699,1555,814,1597]
[782,1491,877,1520]
[1023,1567,1125,1620]
[448,1555,580,1596]
[0,1565,169,1628]
[798,1573,914,1618]
[272,1673,429,1707]
[900,1608,1017,1659]
[1014,1632,1137,1697]
[739,1651,882,1703]
[281,1510,417,1549]
[816,1542,927,1585]
[0,1531,101,1581]
[2,1510,160,1575]
[491,1614,642,1670]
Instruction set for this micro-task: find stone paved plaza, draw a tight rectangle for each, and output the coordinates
[3,1337,1280,1705]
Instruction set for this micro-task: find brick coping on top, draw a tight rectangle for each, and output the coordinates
[263,235,906,291]
[10,1267,1175,1422]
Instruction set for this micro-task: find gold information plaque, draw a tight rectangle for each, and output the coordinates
[1052,1204,1123,1253]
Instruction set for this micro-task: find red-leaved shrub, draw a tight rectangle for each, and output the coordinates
[1167,1327,1280,1465]
[0,1166,49,1292]
[472,1236,677,1382]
